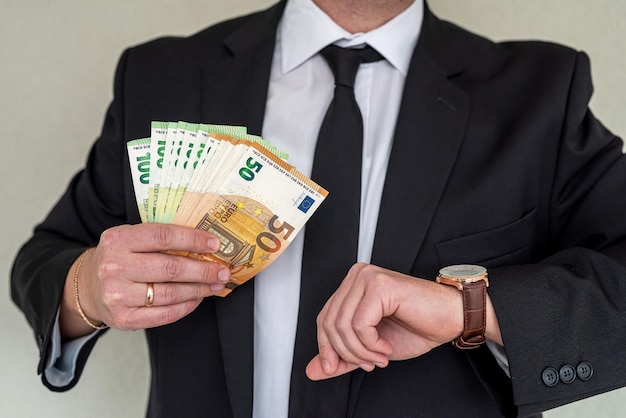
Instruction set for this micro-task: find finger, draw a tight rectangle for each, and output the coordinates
[101,223,222,255]
[314,265,375,370]
[352,321,393,361]
[317,289,366,371]
[351,290,394,358]
[315,263,383,373]
[109,299,204,331]
[118,281,226,308]
[322,290,376,369]
[323,277,388,368]
[151,252,231,284]
[315,305,341,375]
[306,355,359,381]
[98,251,231,285]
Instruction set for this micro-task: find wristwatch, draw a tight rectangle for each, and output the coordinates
[436,264,489,349]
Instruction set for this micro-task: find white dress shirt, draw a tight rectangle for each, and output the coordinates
[253,1,422,417]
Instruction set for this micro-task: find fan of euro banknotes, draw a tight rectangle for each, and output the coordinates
[127,121,328,296]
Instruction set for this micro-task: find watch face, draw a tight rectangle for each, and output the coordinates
[439,264,487,278]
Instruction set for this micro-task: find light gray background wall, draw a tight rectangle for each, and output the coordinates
[1,1,624,417]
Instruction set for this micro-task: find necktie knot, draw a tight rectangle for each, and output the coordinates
[320,44,384,88]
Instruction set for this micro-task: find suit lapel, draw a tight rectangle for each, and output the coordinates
[204,3,286,418]
[370,8,470,274]
[201,3,285,135]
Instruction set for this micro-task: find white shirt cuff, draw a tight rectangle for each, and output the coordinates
[486,341,510,377]
[44,310,100,387]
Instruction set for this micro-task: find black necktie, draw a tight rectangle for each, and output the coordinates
[289,45,384,417]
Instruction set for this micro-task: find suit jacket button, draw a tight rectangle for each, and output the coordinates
[576,362,593,381]
[559,365,576,384]
[542,367,559,387]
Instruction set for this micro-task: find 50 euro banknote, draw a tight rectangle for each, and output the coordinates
[127,122,327,296]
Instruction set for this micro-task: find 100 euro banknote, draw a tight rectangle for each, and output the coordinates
[127,122,327,296]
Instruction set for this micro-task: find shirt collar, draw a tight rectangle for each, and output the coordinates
[279,0,423,76]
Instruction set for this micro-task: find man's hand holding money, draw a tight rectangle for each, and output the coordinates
[59,223,230,339]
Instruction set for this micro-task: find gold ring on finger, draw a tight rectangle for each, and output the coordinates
[146,282,154,307]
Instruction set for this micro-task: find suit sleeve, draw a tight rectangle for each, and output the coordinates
[10,48,133,391]
[486,51,626,416]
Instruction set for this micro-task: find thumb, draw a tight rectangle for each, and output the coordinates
[306,355,360,381]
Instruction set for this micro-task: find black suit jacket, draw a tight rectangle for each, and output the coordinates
[12,1,626,417]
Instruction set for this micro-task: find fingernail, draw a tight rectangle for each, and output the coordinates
[322,360,332,374]
[210,283,225,293]
[207,237,221,252]
[374,362,386,368]
[359,363,374,372]
[218,268,231,283]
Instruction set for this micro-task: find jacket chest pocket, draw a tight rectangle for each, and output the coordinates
[434,208,537,268]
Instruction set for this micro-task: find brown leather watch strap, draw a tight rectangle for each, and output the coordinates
[453,280,487,349]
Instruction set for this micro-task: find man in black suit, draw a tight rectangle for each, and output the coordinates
[11,0,626,416]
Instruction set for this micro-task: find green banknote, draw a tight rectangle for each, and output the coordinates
[126,121,323,296]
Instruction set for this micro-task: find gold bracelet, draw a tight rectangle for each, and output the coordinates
[73,248,108,330]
